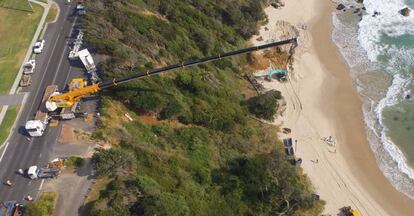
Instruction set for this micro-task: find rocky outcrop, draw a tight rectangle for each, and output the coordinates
[399,7,411,17]
[336,4,346,11]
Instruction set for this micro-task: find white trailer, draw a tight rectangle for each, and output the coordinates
[78,49,96,71]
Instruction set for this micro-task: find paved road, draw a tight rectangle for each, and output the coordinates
[0,0,83,202]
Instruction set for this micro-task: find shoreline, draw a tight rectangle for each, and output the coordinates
[252,1,414,215]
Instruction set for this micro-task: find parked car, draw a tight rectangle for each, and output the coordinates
[20,74,32,87]
[22,59,36,74]
[33,40,45,54]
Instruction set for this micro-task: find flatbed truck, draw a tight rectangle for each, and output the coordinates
[25,85,57,136]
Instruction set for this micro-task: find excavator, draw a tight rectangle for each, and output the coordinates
[25,38,297,136]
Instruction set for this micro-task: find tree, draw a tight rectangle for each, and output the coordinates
[247,90,282,120]
[135,193,190,216]
[91,148,135,177]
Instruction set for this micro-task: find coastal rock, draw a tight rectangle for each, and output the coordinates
[256,36,264,41]
[399,7,411,17]
[336,4,346,11]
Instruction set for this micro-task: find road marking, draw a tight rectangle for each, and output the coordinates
[0,142,10,164]
[39,153,42,158]
[24,32,61,123]
[52,16,78,85]
[38,179,45,191]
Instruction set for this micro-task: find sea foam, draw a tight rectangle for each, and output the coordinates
[332,0,414,199]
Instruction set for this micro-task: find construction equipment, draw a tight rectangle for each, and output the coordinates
[340,206,361,216]
[26,39,296,136]
[25,85,56,136]
[46,38,297,112]
[26,158,64,180]
[27,166,60,180]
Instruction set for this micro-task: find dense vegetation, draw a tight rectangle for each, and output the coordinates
[247,90,282,120]
[83,0,323,215]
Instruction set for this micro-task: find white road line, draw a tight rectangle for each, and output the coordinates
[0,142,10,164]
[24,32,61,123]
[38,179,45,191]
[52,16,78,85]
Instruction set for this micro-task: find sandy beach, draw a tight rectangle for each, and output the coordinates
[251,0,414,215]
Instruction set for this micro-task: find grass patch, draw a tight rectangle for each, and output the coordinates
[0,105,20,146]
[46,2,57,23]
[0,0,33,12]
[25,192,58,216]
[0,4,43,94]
[66,156,84,168]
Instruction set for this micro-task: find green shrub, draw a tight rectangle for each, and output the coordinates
[247,90,282,120]
[91,148,135,177]
[66,156,84,168]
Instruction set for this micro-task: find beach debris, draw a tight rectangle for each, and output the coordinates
[282,127,291,134]
[264,27,269,31]
[124,113,133,121]
[244,74,265,94]
[336,4,346,11]
[399,7,411,17]
[321,136,336,146]
[256,36,264,41]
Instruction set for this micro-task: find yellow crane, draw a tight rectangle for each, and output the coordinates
[46,38,297,111]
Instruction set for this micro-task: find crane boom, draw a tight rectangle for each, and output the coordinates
[48,38,297,110]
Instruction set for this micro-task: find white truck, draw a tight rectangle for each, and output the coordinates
[22,60,36,74]
[25,85,57,137]
[33,40,45,54]
[27,166,60,180]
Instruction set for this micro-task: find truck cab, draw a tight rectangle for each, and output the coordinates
[27,165,60,180]
[27,166,39,179]
[25,120,45,137]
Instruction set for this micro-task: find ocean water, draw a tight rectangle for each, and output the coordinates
[332,0,414,199]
